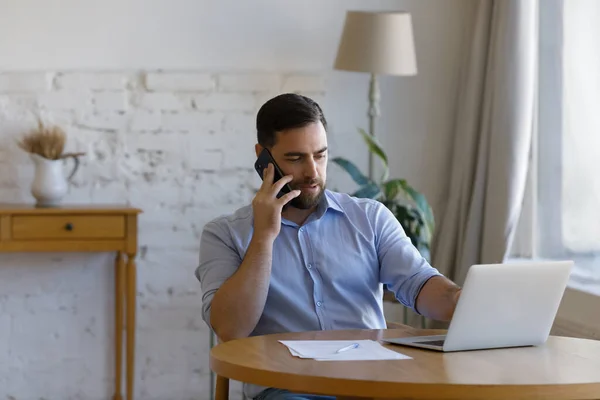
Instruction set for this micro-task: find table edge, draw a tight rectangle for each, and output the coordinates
[210,330,600,399]
[211,355,600,399]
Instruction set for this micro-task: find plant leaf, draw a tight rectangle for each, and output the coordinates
[382,178,407,202]
[358,128,389,182]
[331,157,370,187]
[352,182,381,199]
[390,204,421,248]
[382,181,434,244]
[398,180,435,236]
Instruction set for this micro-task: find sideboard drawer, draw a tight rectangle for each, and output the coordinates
[12,215,126,239]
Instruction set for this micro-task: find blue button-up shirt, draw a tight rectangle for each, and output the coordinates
[196,189,441,397]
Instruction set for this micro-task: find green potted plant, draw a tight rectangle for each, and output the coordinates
[332,129,435,262]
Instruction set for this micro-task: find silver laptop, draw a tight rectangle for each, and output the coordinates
[383,260,573,352]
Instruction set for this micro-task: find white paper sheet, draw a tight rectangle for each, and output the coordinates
[278,339,412,361]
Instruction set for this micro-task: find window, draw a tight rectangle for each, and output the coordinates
[516,0,600,296]
[518,0,600,295]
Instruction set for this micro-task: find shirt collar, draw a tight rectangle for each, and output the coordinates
[280,190,345,227]
[316,189,344,217]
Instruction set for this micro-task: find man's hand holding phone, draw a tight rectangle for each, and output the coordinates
[252,163,301,242]
[208,163,300,342]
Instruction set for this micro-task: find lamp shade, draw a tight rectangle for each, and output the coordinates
[334,11,417,76]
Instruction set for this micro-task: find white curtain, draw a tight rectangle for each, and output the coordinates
[561,0,600,253]
[430,0,538,290]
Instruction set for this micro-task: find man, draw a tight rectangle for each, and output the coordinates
[196,93,461,400]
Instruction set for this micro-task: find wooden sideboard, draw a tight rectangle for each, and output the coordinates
[0,204,142,400]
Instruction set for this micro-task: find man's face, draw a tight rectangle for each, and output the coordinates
[267,121,328,209]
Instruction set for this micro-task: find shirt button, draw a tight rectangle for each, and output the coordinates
[316,301,322,307]
[307,263,312,269]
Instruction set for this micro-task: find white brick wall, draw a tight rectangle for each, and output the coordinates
[282,74,325,93]
[145,72,215,92]
[217,73,282,93]
[55,72,130,91]
[92,92,129,112]
[0,69,326,400]
[0,72,54,92]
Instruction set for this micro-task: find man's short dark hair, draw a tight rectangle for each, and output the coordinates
[256,93,328,148]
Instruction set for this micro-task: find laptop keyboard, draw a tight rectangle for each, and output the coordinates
[415,340,445,347]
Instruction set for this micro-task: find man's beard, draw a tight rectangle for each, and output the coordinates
[288,178,325,209]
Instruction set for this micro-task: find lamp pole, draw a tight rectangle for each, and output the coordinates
[367,72,380,181]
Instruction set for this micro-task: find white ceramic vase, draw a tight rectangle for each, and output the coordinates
[30,153,79,207]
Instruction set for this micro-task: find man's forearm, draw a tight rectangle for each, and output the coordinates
[209,237,273,342]
[415,276,462,321]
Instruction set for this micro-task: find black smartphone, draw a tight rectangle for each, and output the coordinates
[254,148,293,198]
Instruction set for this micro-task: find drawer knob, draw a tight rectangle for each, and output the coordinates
[65,223,74,231]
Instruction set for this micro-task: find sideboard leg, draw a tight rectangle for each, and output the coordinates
[113,251,125,400]
[125,252,137,400]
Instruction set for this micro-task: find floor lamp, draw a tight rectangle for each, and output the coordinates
[334,10,418,181]
[334,11,422,327]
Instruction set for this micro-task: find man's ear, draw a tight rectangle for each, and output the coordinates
[255,143,264,158]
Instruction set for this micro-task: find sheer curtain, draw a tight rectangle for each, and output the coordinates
[535,0,600,291]
[562,0,600,254]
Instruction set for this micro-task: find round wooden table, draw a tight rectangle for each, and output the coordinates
[210,323,600,400]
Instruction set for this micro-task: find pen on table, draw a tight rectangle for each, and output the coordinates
[336,343,360,353]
